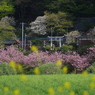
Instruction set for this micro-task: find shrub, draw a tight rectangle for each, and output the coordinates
[44,45,51,50]
[23,51,30,55]
[63,63,75,73]
[77,45,93,55]
[38,62,63,74]
[0,62,17,75]
[18,48,24,51]
[60,45,73,52]
[69,43,78,51]
[54,47,61,51]
[21,64,35,74]
[32,39,41,46]
[86,62,95,73]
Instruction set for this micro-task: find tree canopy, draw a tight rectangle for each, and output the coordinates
[0,0,95,39]
[46,11,73,36]
[0,0,15,19]
[0,16,16,41]
[0,0,95,22]
[45,0,95,18]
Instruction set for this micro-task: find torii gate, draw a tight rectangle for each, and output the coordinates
[48,36,64,48]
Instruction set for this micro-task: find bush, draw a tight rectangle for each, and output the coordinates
[21,64,35,74]
[63,63,75,73]
[77,45,93,55]
[69,43,78,51]
[32,39,41,46]
[23,51,30,55]
[54,47,61,51]
[0,62,17,75]
[86,62,95,73]
[60,45,73,52]
[45,45,51,50]
[38,63,63,74]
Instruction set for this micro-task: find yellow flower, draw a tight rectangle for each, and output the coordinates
[31,45,38,53]
[33,67,40,75]
[13,89,20,95]
[62,66,68,74]
[17,64,23,73]
[56,60,62,67]
[57,86,63,92]
[48,88,55,95]
[83,91,89,95]
[89,82,95,89]
[69,91,75,95]
[82,71,88,76]
[64,82,71,89]
[20,74,27,82]
[9,60,16,69]
[91,76,95,81]
[4,87,9,92]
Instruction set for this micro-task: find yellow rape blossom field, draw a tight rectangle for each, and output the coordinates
[0,74,95,95]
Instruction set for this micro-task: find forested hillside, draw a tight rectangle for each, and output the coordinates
[0,0,95,23]
[0,0,95,41]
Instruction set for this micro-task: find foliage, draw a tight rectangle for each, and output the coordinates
[0,16,16,41]
[60,45,73,52]
[0,46,24,64]
[14,0,45,22]
[0,25,16,40]
[0,16,16,26]
[86,27,95,36]
[38,62,63,74]
[46,11,73,36]
[44,45,51,50]
[0,46,89,72]
[65,30,80,44]
[0,62,17,75]
[86,62,95,73]
[69,43,78,51]
[23,51,30,55]
[4,0,95,39]
[45,0,95,18]
[19,64,35,74]
[77,45,93,55]
[0,74,95,95]
[2,46,95,72]
[63,63,75,73]
[54,47,61,51]
[32,39,42,46]
[29,15,47,35]
[1,0,95,23]
[0,0,15,19]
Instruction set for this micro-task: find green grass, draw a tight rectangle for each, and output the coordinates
[0,74,95,95]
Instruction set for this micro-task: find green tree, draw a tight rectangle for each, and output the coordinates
[0,17,16,42]
[46,11,72,36]
[0,0,15,19]
[0,25,16,40]
[45,0,95,18]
